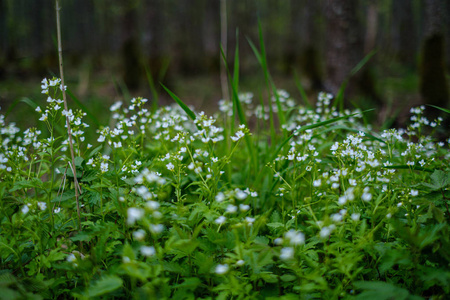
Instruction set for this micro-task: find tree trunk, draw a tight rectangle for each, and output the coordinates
[324,0,364,98]
[121,2,141,91]
[324,0,381,107]
[419,0,449,111]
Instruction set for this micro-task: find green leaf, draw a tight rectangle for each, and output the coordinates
[280,274,297,282]
[86,275,123,297]
[52,189,76,203]
[9,179,44,192]
[354,281,423,300]
[161,84,198,128]
[425,170,450,191]
[428,105,450,114]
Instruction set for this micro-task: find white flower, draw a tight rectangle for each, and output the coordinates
[280,247,294,260]
[215,264,229,275]
[149,224,164,234]
[231,130,245,142]
[284,230,305,246]
[236,260,245,266]
[141,246,156,257]
[274,238,283,245]
[351,213,360,221]
[100,162,109,173]
[110,101,123,112]
[133,229,146,240]
[21,205,30,214]
[166,162,175,171]
[239,204,250,212]
[410,189,418,196]
[215,216,226,225]
[362,191,372,202]
[54,207,61,214]
[127,207,144,225]
[245,217,255,224]
[235,189,247,200]
[320,225,336,238]
[226,205,237,213]
[67,254,76,263]
[146,200,160,210]
[313,179,321,187]
[215,192,225,202]
[37,202,47,211]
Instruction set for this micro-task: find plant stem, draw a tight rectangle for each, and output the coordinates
[55,0,81,231]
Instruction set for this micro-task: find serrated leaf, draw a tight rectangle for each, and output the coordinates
[86,275,123,297]
[429,170,450,190]
[9,179,44,192]
[266,222,284,229]
[51,189,76,203]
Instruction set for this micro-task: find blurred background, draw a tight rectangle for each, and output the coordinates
[1,0,449,127]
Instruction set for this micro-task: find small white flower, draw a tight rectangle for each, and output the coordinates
[280,247,294,260]
[21,205,30,214]
[313,179,321,187]
[67,254,76,263]
[149,224,164,234]
[274,238,283,245]
[215,264,229,275]
[236,260,245,266]
[141,246,156,257]
[133,229,146,241]
[100,162,108,173]
[245,217,255,224]
[215,216,226,225]
[166,162,175,171]
[351,213,360,221]
[410,189,418,196]
[235,189,247,200]
[37,202,47,211]
[226,205,237,213]
[215,192,225,202]
[127,207,144,225]
[239,204,250,212]
[284,230,305,246]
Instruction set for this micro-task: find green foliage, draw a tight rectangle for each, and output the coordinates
[1,52,449,300]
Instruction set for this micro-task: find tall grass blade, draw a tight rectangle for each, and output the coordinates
[220,43,256,171]
[161,84,198,126]
[247,21,286,132]
[270,110,373,161]
[428,105,450,114]
[220,45,247,128]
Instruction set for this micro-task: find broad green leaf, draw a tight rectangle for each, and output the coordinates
[86,275,123,297]
[354,281,422,300]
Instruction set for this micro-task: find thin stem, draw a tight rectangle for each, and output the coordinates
[220,0,229,101]
[55,0,81,231]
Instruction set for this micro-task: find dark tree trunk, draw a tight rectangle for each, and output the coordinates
[419,0,449,111]
[324,0,364,97]
[121,2,142,91]
[324,0,381,107]
[391,0,417,68]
